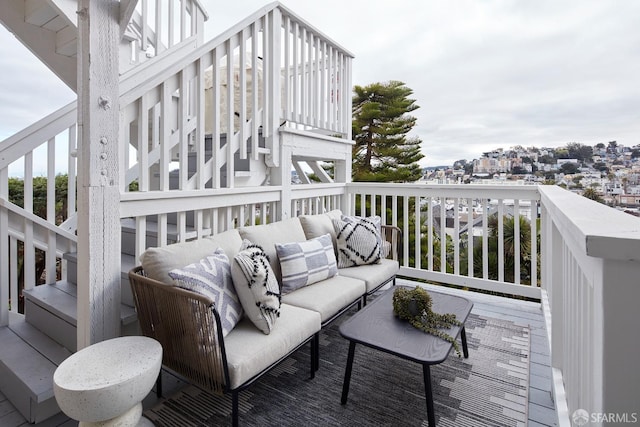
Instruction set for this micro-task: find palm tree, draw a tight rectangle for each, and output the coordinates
[461,214,537,285]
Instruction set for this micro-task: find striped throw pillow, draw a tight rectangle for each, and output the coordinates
[276,234,338,294]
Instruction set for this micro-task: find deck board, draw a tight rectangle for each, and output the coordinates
[3,279,558,427]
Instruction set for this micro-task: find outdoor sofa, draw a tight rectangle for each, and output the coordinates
[128,209,400,426]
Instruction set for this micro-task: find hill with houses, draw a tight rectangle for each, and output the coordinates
[423,141,640,212]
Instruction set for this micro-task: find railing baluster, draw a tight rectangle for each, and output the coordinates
[467,197,473,278]
[0,167,8,325]
[414,195,421,270]
[530,199,538,287]
[9,237,18,314]
[514,199,521,284]
[482,198,488,279]
[179,70,189,190]
[427,196,433,271]
[440,198,446,273]
[168,0,175,49]
[453,197,460,275]
[239,28,248,160]
[178,211,187,243]
[251,22,260,161]
[226,38,235,188]
[498,199,504,282]
[212,47,221,188]
[292,21,299,124]
[403,195,409,268]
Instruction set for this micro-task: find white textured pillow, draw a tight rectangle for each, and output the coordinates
[168,248,243,336]
[333,216,382,267]
[231,240,281,334]
[275,234,338,294]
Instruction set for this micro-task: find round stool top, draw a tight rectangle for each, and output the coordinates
[54,336,162,422]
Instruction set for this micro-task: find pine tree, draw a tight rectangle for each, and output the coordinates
[352,80,424,182]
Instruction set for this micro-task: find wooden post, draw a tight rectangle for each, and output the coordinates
[76,0,121,349]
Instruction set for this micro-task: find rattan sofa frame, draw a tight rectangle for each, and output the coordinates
[129,267,318,427]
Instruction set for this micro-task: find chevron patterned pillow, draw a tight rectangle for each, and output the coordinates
[333,216,382,267]
[169,248,243,336]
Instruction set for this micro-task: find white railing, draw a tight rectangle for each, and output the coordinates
[291,183,346,216]
[123,0,208,69]
[0,104,78,326]
[539,185,640,424]
[120,2,353,193]
[346,183,542,299]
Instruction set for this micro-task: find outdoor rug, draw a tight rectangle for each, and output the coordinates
[144,312,530,426]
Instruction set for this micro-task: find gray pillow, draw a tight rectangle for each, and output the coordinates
[231,240,281,334]
[275,234,338,294]
[332,216,382,267]
[168,248,243,336]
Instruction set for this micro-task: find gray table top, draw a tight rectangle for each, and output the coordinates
[339,286,473,364]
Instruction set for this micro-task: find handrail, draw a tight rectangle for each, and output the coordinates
[0,198,78,242]
[539,184,640,421]
[0,102,77,170]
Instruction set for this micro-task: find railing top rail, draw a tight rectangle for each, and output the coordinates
[0,101,77,170]
[539,185,640,261]
[347,182,541,199]
[119,186,284,217]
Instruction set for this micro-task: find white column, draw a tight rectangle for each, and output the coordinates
[76,0,121,348]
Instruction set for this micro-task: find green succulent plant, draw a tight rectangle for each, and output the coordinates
[392,286,463,357]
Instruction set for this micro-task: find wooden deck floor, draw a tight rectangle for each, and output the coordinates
[1,280,558,427]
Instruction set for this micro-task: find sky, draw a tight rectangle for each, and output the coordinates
[1,0,640,168]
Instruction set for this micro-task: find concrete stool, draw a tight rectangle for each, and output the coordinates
[53,336,162,427]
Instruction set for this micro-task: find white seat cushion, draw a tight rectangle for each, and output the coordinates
[223,304,321,389]
[338,259,399,293]
[282,275,365,323]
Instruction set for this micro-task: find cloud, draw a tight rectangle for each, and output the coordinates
[2,0,639,170]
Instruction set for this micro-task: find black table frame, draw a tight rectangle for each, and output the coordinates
[339,286,473,427]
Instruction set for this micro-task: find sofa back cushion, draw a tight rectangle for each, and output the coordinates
[299,209,342,255]
[238,217,306,282]
[141,228,243,283]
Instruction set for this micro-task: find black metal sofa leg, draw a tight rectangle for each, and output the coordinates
[232,391,239,427]
[310,333,319,378]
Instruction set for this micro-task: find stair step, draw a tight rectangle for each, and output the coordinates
[0,320,69,423]
[23,281,138,352]
[63,252,136,307]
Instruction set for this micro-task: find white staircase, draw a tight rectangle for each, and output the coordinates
[0,1,353,423]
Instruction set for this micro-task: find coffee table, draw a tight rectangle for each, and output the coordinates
[339,286,473,427]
